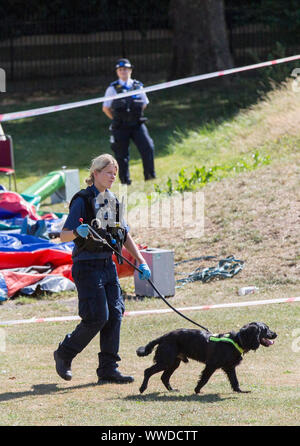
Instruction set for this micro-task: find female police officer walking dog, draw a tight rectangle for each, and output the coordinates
[54,153,151,384]
[102,58,156,185]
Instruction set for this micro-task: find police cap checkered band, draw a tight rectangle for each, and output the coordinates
[115,58,133,69]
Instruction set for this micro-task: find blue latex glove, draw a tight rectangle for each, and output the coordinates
[138,263,151,280]
[75,223,89,239]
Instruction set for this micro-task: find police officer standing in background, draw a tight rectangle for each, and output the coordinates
[102,58,156,185]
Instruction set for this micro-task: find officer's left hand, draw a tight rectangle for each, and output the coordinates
[138,263,151,280]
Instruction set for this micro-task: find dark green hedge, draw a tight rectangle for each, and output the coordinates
[2,0,299,30]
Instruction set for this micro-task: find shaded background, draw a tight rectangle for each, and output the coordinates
[0,0,299,93]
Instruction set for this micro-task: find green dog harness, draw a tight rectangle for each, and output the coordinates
[209,333,244,355]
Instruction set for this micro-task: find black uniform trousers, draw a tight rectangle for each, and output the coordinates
[111,122,155,183]
[57,258,125,377]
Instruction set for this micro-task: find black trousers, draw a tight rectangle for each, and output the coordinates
[57,258,125,376]
[111,123,155,183]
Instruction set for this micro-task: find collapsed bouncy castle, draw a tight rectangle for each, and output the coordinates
[0,174,136,301]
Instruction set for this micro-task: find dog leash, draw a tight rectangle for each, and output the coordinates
[79,219,211,333]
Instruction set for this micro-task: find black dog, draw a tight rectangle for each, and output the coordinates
[137,322,277,394]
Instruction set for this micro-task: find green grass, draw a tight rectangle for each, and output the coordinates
[2,73,299,206]
[0,74,282,186]
[0,300,299,426]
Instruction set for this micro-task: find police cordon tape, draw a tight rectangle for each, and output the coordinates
[0,296,299,326]
[0,54,299,123]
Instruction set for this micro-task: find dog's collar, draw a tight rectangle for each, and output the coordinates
[209,333,244,355]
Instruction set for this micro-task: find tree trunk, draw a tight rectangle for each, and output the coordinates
[168,0,234,79]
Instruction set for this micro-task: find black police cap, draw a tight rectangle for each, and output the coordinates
[115,58,133,69]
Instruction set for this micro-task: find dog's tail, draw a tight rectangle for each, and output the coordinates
[136,337,162,357]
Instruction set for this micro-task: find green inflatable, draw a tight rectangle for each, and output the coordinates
[21,170,65,207]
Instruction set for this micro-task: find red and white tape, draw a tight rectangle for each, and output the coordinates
[0,296,299,326]
[0,54,299,123]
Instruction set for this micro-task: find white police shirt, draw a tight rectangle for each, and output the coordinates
[103,78,149,109]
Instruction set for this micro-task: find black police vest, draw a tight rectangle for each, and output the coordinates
[70,188,127,259]
[111,79,144,124]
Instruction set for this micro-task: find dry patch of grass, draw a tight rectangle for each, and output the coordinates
[0,303,299,426]
[129,157,300,298]
[229,82,300,155]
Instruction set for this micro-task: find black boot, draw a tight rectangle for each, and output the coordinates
[54,350,72,381]
[97,370,134,384]
[121,179,132,185]
[144,173,156,181]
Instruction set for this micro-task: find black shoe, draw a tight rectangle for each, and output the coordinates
[54,350,72,381]
[97,370,134,384]
[144,173,156,181]
[121,179,132,185]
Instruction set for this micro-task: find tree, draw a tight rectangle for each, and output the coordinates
[168,0,234,79]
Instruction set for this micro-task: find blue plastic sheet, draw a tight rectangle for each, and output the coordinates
[0,232,73,252]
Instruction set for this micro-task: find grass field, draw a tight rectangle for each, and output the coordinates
[0,304,299,426]
[0,71,299,426]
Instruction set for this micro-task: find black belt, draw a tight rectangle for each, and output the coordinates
[74,257,111,267]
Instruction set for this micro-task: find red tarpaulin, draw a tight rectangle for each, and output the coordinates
[0,191,40,220]
[0,246,142,274]
[0,246,145,300]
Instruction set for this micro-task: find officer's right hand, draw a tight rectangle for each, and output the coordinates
[74,224,89,239]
